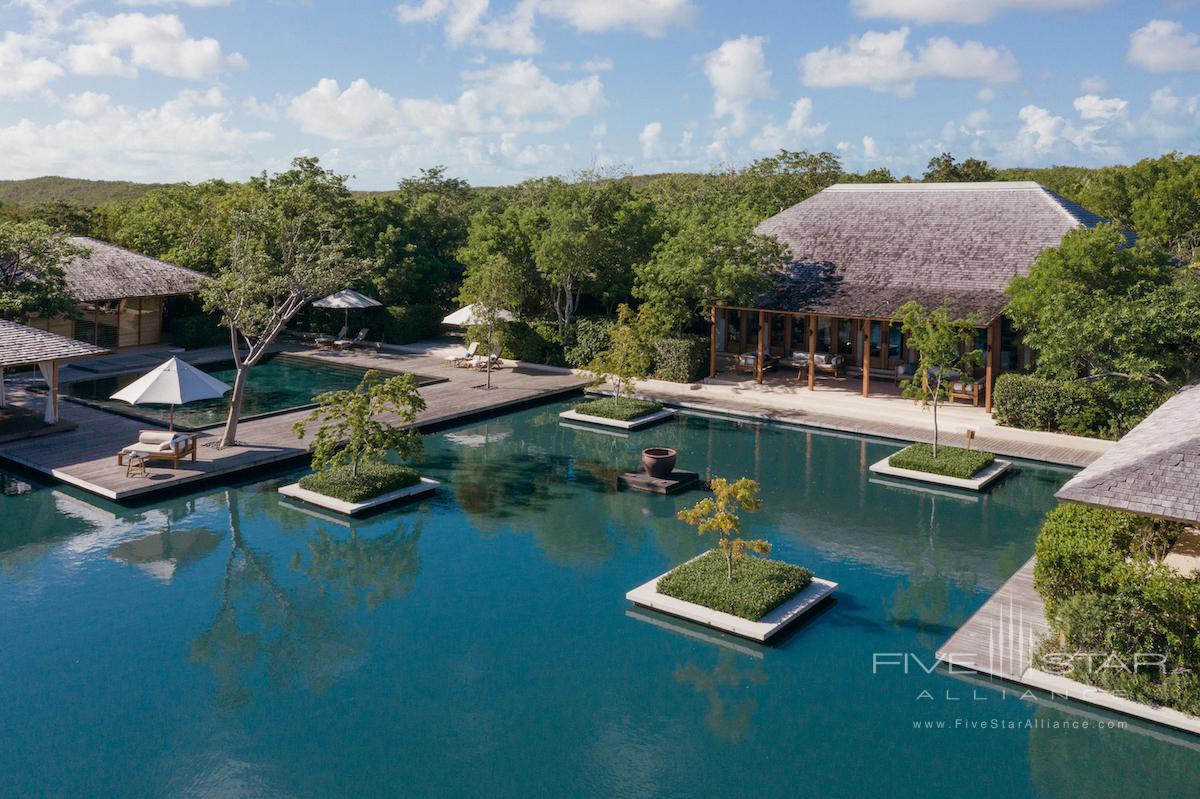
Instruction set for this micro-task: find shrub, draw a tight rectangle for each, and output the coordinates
[573,397,662,421]
[470,320,566,365]
[652,335,709,383]
[298,461,420,503]
[657,549,813,620]
[563,317,613,368]
[168,313,227,349]
[378,304,442,345]
[888,443,994,479]
[992,373,1109,438]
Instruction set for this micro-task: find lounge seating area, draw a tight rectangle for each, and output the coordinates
[446,341,502,371]
[784,351,846,378]
[117,430,198,471]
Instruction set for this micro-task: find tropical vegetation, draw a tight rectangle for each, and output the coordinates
[657,550,812,621]
[888,443,994,480]
[572,397,662,422]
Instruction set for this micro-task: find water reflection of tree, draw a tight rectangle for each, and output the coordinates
[293,522,422,612]
[674,650,768,742]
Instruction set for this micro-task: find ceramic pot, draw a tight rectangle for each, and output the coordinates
[641,447,677,479]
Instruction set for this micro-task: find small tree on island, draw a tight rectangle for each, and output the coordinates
[588,303,651,399]
[894,301,982,456]
[293,370,427,478]
[677,477,769,581]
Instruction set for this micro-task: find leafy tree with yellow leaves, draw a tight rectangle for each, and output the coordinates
[677,477,770,580]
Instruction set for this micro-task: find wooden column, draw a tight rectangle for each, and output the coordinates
[709,306,718,378]
[985,318,1001,412]
[861,321,871,397]
[756,310,766,384]
[807,314,816,391]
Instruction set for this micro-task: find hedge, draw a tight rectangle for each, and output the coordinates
[652,335,709,383]
[888,443,994,479]
[657,549,813,621]
[563,317,613,368]
[299,461,420,503]
[168,313,227,349]
[992,373,1108,438]
[572,397,662,421]
[378,304,443,345]
[468,320,566,366]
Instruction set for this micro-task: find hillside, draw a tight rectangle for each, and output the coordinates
[0,176,169,207]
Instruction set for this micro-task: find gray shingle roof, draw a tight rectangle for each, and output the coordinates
[0,319,108,367]
[1056,382,1200,525]
[65,237,204,302]
[754,182,1113,322]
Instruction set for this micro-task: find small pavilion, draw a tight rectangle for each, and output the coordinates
[0,319,107,425]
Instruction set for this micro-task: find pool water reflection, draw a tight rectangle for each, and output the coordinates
[1,402,1198,797]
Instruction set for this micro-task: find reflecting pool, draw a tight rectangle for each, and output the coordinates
[2,402,1198,797]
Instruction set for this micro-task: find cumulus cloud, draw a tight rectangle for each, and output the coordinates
[1073,94,1127,120]
[1143,86,1200,140]
[639,121,663,158]
[287,60,603,143]
[704,35,773,135]
[850,0,1108,24]
[394,0,694,54]
[1007,102,1124,161]
[752,97,828,151]
[0,32,64,95]
[0,90,271,181]
[580,56,613,71]
[801,27,1018,95]
[1080,74,1107,93]
[1128,20,1200,72]
[861,135,878,159]
[67,13,246,79]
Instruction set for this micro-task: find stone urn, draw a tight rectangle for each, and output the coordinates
[641,447,677,479]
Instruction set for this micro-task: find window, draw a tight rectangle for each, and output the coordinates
[869,321,882,358]
[837,319,854,356]
[790,316,809,356]
[816,318,832,353]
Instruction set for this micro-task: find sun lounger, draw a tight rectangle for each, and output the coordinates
[334,328,369,349]
[315,325,348,347]
[448,342,480,367]
[472,352,501,371]
[117,430,198,469]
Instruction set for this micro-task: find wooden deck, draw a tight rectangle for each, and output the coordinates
[0,347,586,502]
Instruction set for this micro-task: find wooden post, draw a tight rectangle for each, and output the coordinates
[861,321,871,397]
[709,306,718,378]
[50,359,59,424]
[807,314,816,391]
[756,310,766,384]
[985,319,1000,412]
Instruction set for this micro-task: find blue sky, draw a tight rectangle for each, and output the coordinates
[1,0,1198,188]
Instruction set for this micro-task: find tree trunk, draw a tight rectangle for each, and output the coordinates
[220,364,249,448]
[726,550,733,581]
[932,376,940,457]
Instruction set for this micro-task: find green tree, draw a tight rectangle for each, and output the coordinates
[0,220,86,320]
[677,476,770,580]
[923,152,998,183]
[734,149,844,218]
[110,180,234,273]
[459,253,519,389]
[894,301,982,455]
[202,158,366,447]
[293,370,426,478]
[588,303,650,397]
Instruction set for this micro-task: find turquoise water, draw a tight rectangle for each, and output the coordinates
[60,354,443,430]
[2,403,1198,797]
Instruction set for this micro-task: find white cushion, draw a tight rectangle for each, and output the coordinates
[139,431,174,446]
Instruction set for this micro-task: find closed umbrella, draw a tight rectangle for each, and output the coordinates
[314,289,382,328]
[110,357,231,431]
[441,304,515,326]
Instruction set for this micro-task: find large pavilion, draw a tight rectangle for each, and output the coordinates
[709,181,1112,411]
[0,319,107,425]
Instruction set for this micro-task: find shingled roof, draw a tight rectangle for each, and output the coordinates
[1056,383,1200,526]
[754,182,1112,322]
[0,319,107,368]
[64,237,204,302]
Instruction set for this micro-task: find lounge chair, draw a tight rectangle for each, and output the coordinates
[736,353,779,374]
[447,341,480,367]
[788,352,845,378]
[472,351,501,371]
[949,376,985,406]
[315,325,348,347]
[117,430,198,469]
[334,328,368,349]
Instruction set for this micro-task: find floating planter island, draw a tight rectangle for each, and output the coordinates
[627,551,837,642]
[278,463,439,516]
[559,397,676,430]
[869,443,1010,491]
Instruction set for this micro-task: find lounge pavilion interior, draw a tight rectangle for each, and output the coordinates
[708,181,1113,411]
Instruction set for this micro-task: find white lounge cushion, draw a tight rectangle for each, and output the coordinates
[139,431,174,446]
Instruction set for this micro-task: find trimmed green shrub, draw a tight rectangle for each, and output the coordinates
[563,317,613,368]
[168,313,227,349]
[652,335,709,383]
[992,373,1108,438]
[378,304,442,344]
[657,549,813,620]
[573,397,662,421]
[469,320,566,365]
[888,443,994,479]
[298,461,420,503]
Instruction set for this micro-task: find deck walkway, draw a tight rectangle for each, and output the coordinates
[0,347,586,502]
[621,373,1113,467]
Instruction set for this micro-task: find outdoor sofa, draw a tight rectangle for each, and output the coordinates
[117,430,199,469]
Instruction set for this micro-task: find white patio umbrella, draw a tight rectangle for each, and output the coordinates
[110,357,231,431]
[441,303,515,327]
[313,289,382,327]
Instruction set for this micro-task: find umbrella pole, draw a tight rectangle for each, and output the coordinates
[169,405,175,432]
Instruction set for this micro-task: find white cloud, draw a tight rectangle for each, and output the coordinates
[850,0,1108,24]
[751,97,828,151]
[0,90,271,181]
[67,13,246,79]
[287,61,603,143]
[704,35,772,135]
[862,135,878,158]
[1007,102,1124,161]
[1080,74,1107,93]
[639,121,663,158]
[11,0,84,34]
[0,32,64,95]
[801,27,1018,95]
[1073,94,1127,120]
[976,87,995,102]
[394,0,693,54]
[1128,20,1200,72]
[117,0,233,6]
[580,56,613,71]
[1143,86,1200,140]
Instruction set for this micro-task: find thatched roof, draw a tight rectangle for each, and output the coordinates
[1057,383,1200,526]
[754,182,1112,322]
[65,237,204,302]
[0,319,107,367]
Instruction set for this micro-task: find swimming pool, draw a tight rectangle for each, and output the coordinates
[60,353,445,430]
[1,403,1197,797]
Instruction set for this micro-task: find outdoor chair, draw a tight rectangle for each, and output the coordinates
[334,328,369,349]
[117,430,198,469]
[736,353,779,374]
[472,351,501,371]
[315,325,348,347]
[949,377,986,406]
[448,341,480,367]
[790,352,845,378]
[894,363,917,384]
